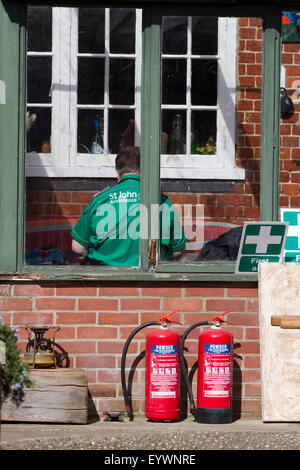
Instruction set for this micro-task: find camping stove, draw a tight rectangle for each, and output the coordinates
[23,326,60,368]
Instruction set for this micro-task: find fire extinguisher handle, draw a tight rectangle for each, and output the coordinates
[179,321,209,410]
[121,321,159,421]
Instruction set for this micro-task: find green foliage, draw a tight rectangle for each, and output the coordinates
[0,321,34,404]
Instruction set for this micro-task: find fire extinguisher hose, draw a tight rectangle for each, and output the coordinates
[179,321,209,411]
[121,321,159,421]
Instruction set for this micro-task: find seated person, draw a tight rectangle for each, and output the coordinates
[71,146,186,266]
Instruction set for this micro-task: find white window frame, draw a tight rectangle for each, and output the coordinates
[26,9,243,180]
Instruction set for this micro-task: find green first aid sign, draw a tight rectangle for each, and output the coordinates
[235,222,289,274]
[281,209,300,262]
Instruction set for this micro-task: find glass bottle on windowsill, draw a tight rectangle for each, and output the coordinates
[91,116,104,154]
[169,114,185,154]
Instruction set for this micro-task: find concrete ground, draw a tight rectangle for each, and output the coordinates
[1,417,300,451]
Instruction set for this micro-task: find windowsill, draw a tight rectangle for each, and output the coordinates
[0,264,258,283]
[26,165,245,181]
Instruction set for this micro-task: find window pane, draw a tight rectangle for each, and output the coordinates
[109,109,135,154]
[26,107,52,154]
[27,6,52,52]
[109,59,135,105]
[27,57,52,104]
[78,58,105,104]
[162,59,187,105]
[77,110,104,154]
[162,110,186,154]
[192,17,218,55]
[191,60,217,106]
[110,8,136,54]
[160,17,262,266]
[162,16,187,55]
[191,111,216,155]
[78,8,105,53]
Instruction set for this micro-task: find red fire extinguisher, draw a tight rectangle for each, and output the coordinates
[179,311,234,424]
[121,311,182,422]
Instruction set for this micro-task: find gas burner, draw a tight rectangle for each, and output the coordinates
[23,326,60,368]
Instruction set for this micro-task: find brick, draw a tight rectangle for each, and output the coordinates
[206,299,246,313]
[141,286,182,297]
[245,384,261,397]
[77,326,118,339]
[12,312,54,325]
[120,298,160,311]
[56,312,96,324]
[35,298,76,311]
[56,285,97,296]
[245,40,262,52]
[244,356,260,368]
[53,191,72,202]
[184,286,224,297]
[163,298,203,312]
[98,341,138,354]
[0,298,32,311]
[59,340,96,353]
[227,287,258,298]
[100,286,139,296]
[0,284,11,296]
[98,312,138,325]
[98,370,121,382]
[13,284,55,296]
[78,298,118,311]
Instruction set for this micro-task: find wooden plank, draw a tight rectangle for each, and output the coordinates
[259,263,300,422]
[1,368,88,424]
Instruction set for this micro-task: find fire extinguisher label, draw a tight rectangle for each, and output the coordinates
[150,345,179,398]
[203,344,232,397]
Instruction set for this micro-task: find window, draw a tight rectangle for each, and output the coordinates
[26,6,142,177]
[26,6,240,180]
[0,2,283,278]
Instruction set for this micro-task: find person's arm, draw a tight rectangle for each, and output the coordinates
[72,239,88,260]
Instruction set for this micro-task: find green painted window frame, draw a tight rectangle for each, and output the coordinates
[0,1,289,281]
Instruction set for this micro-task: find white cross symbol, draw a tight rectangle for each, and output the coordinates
[245,226,282,254]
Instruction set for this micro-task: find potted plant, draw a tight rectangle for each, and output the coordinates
[0,319,34,405]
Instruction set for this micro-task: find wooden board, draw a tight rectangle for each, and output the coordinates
[259,263,300,422]
[1,368,88,424]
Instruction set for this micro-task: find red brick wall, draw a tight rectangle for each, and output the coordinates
[0,282,260,419]
[9,21,300,421]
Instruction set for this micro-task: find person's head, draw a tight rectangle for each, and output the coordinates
[115,146,140,180]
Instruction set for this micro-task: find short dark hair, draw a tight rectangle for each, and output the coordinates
[115,146,140,177]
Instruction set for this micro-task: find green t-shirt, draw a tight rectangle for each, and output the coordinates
[71,174,187,266]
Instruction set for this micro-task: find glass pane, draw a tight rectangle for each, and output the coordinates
[160,17,262,265]
[162,16,187,55]
[110,8,136,54]
[109,109,135,154]
[109,59,135,105]
[192,17,218,55]
[77,110,104,154]
[78,8,105,53]
[191,111,216,155]
[162,59,186,105]
[162,110,186,154]
[191,60,217,106]
[27,6,52,52]
[26,107,52,153]
[27,57,52,104]
[78,58,105,104]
